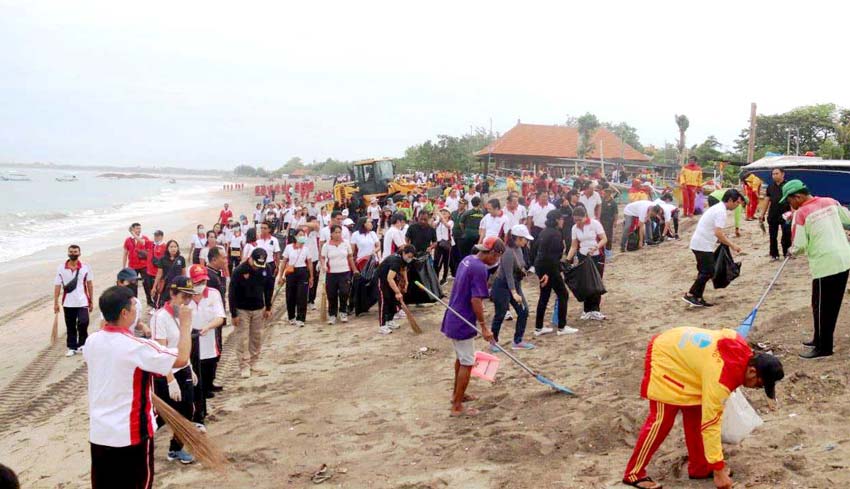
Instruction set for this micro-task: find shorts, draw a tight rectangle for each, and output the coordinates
[452,338,476,366]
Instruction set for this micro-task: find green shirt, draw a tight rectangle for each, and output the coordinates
[791,197,850,279]
[709,189,743,229]
[460,208,484,239]
[451,210,464,237]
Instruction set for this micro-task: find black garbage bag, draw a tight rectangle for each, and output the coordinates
[352,256,379,316]
[712,244,741,289]
[404,254,442,304]
[626,229,640,251]
[563,259,606,302]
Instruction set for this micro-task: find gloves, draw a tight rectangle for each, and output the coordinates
[168,379,182,402]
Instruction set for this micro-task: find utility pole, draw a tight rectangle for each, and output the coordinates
[485,117,492,179]
[747,103,757,163]
[786,128,791,156]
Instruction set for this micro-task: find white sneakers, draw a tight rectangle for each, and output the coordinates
[379,325,393,335]
[65,349,76,357]
[395,310,407,320]
[340,313,349,323]
[533,327,554,337]
[327,316,336,325]
[580,311,607,321]
[556,326,579,335]
[309,302,318,311]
[295,320,305,327]
[289,318,297,325]
[505,311,514,321]
[386,320,400,330]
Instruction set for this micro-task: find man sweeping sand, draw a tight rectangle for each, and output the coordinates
[440,236,504,417]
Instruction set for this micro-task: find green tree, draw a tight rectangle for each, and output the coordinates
[735,103,839,159]
[692,136,723,166]
[233,164,257,177]
[397,127,494,173]
[819,138,845,159]
[255,166,270,178]
[280,157,305,173]
[603,121,645,153]
[576,113,600,159]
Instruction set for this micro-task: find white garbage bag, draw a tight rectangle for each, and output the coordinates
[721,388,764,444]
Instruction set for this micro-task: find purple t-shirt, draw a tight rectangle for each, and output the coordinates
[441,255,490,340]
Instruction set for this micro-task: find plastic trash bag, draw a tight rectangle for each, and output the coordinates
[721,388,763,444]
[563,259,606,302]
[712,244,741,289]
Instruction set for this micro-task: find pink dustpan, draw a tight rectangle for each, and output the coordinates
[471,351,500,382]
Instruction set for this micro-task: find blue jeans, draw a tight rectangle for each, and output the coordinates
[491,279,529,344]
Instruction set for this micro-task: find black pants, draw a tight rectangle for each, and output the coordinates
[142,270,156,307]
[769,221,792,258]
[458,235,476,260]
[200,357,218,396]
[64,306,90,350]
[434,243,451,281]
[378,282,399,326]
[308,261,319,305]
[688,250,715,299]
[811,270,849,354]
[536,268,568,330]
[580,253,605,313]
[285,267,309,321]
[449,244,461,277]
[600,218,615,250]
[91,437,154,489]
[189,333,205,424]
[153,366,194,452]
[228,253,241,275]
[529,226,543,264]
[326,271,351,317]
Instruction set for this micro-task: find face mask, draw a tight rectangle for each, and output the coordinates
[403,256,413,263]
[198,228,205,234]
[296,236,307,244]
[68,254,79,261]
[193,285,206,295]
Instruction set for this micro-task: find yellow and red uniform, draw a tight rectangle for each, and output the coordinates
[743,174,762,220]
[627,179,649,202]
[679,163,703,217]
[624,327,752,483]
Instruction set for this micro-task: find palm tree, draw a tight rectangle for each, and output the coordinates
[675,114,690,164]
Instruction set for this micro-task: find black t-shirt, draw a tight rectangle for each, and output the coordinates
[406,223,437,253]
[766,181,791,223]
[159,255,186,284]
[378,254,406,283]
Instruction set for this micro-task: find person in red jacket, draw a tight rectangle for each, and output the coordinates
[219,203,233,226]
[144,230,167,308]
[123,223,151,304]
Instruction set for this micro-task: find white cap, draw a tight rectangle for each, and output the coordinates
[510,224,534,240]
[342,218,354,226]
[342,209,349,216]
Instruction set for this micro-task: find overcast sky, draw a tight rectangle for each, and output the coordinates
[1,0,847,170]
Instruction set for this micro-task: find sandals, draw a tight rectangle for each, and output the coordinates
[622,477,662,489]
[450,407,480,417]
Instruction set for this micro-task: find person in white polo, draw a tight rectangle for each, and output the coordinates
[83,285,192,489]
[53,244,94,357]
[479,198,508,242]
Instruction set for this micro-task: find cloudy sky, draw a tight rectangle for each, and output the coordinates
[1,0,847,169]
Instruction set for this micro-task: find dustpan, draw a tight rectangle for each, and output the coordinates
[471,351,500,382]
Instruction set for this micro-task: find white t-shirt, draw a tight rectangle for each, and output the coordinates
[256,236,281,258]
[653,199,678,221]
[282,244,310,268]
[503,206,527,230]
[382,226,407,260]
[368,204,381,220]
[464,191,480,202]
[306,230,320,262]
[241,242,256,263]
[189,288,226,360]
[319,225,351,243]
[571,220,606,256]
[283,206,297,225]
[579,192,602,218]
[623,201,655,222]
[350,231,380,260]
[690,202,727,252]
[479,213,508,238]
[229,233,245,250]
[54,261,93,308]
[318,213,331,228]
[436,219,454,245]
[528,201,556,228]
[190,234,207,249]
[83,325,177,447]
[253,209,263,223]
[321,241,353,273]
[445,196,459,212]
[199,245,226,265]
[152,305,188,374]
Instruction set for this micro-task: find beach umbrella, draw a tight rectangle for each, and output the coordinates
[415,282,576,396]
[737,257,790,338]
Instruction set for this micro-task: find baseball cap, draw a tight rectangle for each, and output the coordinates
[779,179,808,203]
[169,275,198,295]
[342,218,354,226]
[473,236,506,254]
[116,268,138,283]
[251,247,268,266]
[752,353,784,399]
[510,224,534,241]
[189,264,209,283]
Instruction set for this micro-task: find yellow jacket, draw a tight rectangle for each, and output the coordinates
[641,327,752,470]
[506,177,517,193]
[744,174,762,192]
[680,164,703,187]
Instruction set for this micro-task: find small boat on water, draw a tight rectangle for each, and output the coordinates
[168,178,177,184]
[742,155,850,206]
[0,171,30,182]
[55,175,78,182]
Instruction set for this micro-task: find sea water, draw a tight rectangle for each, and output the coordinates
[0,166,221,263]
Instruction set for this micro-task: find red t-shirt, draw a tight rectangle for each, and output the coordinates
[146,241,167,276]
[124,235,150,270]
[219,209,233,225]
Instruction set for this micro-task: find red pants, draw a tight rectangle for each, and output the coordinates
[681,185,697,217]
[745,187,759,219]
[623,400,716,483]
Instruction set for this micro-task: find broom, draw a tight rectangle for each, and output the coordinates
[399,302,422,334]
[319,284,328,322]
[50,312,59,345]
[152,394,228,472]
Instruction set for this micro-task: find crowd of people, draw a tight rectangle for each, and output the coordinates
[48,162,849,489]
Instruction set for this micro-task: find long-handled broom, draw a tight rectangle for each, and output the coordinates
[399,302,422,334]
[152,394,228,472]
[50,312,59,344]
[415,282,576,395]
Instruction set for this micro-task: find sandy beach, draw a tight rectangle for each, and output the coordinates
[2,199,850,489]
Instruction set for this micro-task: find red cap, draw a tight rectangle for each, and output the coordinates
[189,264,209,283]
